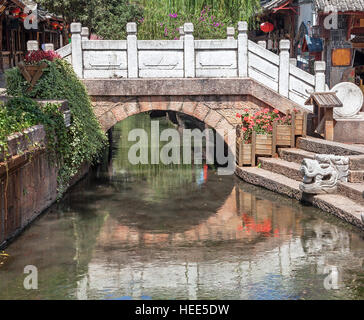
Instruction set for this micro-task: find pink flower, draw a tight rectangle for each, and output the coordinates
[236,113,242,118]
[273,109,279,114]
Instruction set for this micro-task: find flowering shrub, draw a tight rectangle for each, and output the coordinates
[236,108,297,143]
[24,50,61,64]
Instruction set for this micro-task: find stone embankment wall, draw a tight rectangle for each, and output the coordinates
[0,125,88,248]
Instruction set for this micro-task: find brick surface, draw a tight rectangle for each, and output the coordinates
[193,103,210,121]
[151,96,170,110]
[111,105,128,122]
[138,96,152,112]
[204,110,222,128]
[124,101,140,117]
[182,98,197,116]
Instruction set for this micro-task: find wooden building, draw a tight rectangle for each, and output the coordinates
[253,0,299,54]
[0,0,66,71]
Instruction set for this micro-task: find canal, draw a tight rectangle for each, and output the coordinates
[0,114,363,300]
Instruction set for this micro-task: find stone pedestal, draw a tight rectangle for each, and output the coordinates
[334,114,364,144]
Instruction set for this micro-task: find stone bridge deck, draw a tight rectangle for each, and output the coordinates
[84,78,306,134]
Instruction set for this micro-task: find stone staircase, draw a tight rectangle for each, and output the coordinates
[236,137,364,230]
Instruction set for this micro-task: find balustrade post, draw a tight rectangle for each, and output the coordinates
[81,27,90,41]
[27,40,38,51]
[238,21,248,78]
[315,61,326,92]
[227,27,235,40]
[71,23,83,78]
[127,22,138,78]
[43,43,54,51]
[257,40,266,48]
[184,23,195,78]
[279,39,290,97]
[179,26,185,41]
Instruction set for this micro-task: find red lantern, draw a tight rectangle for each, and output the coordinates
[51,22,58,29]
[260,22,274,33]
[19,13,27,21]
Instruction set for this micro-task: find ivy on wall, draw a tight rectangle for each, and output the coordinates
[5,59,107,197]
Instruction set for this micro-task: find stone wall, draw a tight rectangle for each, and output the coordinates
[0,125,88,248]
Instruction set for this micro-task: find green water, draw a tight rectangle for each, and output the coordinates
[0,114,363,300]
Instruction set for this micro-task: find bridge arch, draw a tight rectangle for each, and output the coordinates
[86,78,306,148]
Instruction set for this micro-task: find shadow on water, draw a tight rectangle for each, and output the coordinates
[0,113,363,300]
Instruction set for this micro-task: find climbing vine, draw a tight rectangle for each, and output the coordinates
[5,58,107,197]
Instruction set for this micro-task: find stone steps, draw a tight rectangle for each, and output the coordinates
[258,157,364,202]
[235,166,364,229]
[258,157,302,181]
[338,182,364,206]
[297,137,364,156]
[278,148,315,164]
[278,147,364,183]
[235,166,303,201]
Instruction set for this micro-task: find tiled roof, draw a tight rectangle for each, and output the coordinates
[261,0,289,11]
[314,0,364,12]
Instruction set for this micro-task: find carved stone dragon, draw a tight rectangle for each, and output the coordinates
[300,154,349,194]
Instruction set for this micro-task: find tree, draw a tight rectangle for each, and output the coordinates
[37,0,143,39]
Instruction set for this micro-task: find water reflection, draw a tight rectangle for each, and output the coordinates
[0,114,363,300]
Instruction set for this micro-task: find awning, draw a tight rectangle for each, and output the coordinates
[304,35,323,52]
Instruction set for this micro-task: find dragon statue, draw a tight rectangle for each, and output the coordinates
[300,154,349,194]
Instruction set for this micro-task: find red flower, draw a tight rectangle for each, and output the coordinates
[24,50,61,64]
[236,113,242,118]
[243,117,249,122]
[244,108,249,113]
[242,127,247,132]
[273,109,279,114]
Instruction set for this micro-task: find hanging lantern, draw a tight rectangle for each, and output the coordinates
[260,22,274,33]
[51,22,58,29]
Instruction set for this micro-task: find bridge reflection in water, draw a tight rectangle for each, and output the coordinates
[0,114,362,300]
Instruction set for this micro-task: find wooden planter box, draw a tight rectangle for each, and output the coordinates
[236,139,252,167]
[18,61,48,92]
[293,112,307,137]
[273,122,295,148]
[252,132,274,166]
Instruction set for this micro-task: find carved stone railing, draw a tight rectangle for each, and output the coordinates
[64,21,328,111]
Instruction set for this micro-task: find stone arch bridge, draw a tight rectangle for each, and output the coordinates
[56,22,328,140]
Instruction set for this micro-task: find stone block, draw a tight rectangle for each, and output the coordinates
[138,96,152,112]
[204,110,223,128]
[150,96,170,110]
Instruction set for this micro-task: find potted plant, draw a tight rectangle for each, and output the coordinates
[236,109,253,166]
[237,108,279,166]
[273,110,297,148]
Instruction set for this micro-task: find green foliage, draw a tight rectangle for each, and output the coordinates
[37,0,143,40]
[5,59,107,197]
[0,97,67,169]
[137,0,261,40]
